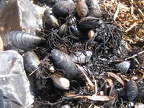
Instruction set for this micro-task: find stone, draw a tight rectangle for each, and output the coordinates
[0,50,34,108]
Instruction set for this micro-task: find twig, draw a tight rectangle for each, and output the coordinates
[125,50,144,60]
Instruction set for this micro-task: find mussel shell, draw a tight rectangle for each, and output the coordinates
[138,83,144,98]
[76,1,89,18]
[69,26,80,36]
[78,16,100,31]
[58,23,68,36]
[126,80,138,101]
[43,8,59,28]
[87,0,101,18]
[66,16,76,26]
[115,61,130,73]
[8,31,46,50]
[51,49,80,80]
[89,8,101,18]
[70,51,92,63]
[23,51,40,73]
[51,73,70,90]
[52,1,75,18]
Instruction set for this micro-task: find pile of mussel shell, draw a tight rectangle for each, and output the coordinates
[6,0,144,107]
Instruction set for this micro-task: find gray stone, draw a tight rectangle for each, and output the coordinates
[0,50,34,108]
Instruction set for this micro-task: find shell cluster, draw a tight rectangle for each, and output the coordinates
[4,0,144,107]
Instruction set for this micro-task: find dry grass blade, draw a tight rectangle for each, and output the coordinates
[114,2,120,21]
[125,22,138,33]
[107,72,125,86]
[65,94,115,101]
[76,64,94,89]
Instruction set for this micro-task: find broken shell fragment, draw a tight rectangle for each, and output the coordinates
[23,51,40,73]
[126,80,138,101]
[115,61,130,73]
[7,31,46,50]
[51,73,70,90]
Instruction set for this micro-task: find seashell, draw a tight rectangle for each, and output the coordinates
[115,61,130,73]
[8,31,46,50]
[134,102,144,108]
[58,23,68,36]
[59,104,71,108]
[51,73,70,90]
[69,26,80,37]
[138,83,144,98]
[78,16,100,31]
[126,80,138,101]
[66,16,76,26]
[43,8,59,28]
[51,49,81,80]
[88,30,94,39]
[70,51,92,63]
[87,0,101,18]
[52,1,75,18]
[76,0,89,18]
[23,51,40,73]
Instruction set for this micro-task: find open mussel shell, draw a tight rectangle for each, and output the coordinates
[52,1,75,18]
[126,80,138,101]
[43,8,59,28]
[8,31,46,50]
[51,49,80,80]
[51,73,70,90]
[115,61,130,73]
[23,51,40,73]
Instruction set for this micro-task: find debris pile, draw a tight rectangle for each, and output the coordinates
[0,0,143,108]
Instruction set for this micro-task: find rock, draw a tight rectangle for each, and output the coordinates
[0,0,40,47]
[0,50,34,108]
